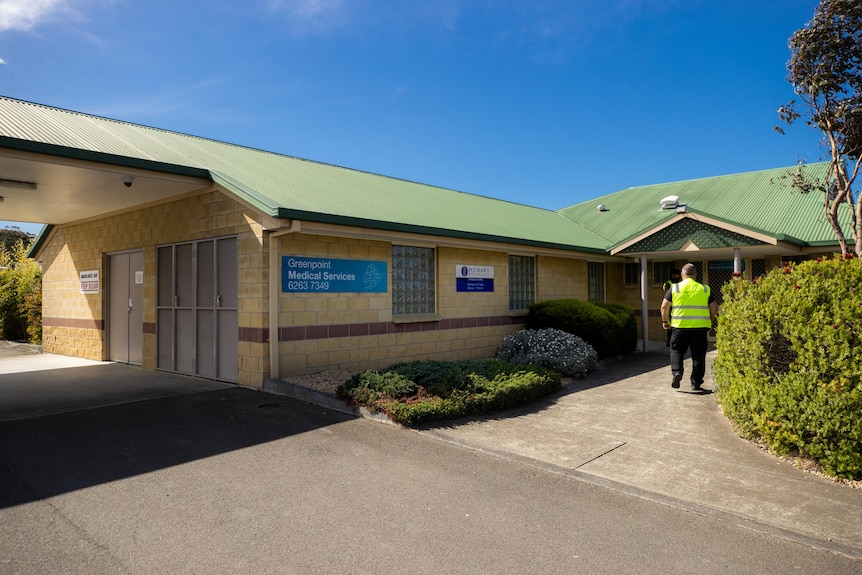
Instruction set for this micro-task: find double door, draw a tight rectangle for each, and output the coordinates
[157,237,238,382]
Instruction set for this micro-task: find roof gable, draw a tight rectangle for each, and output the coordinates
[618,217,768,254]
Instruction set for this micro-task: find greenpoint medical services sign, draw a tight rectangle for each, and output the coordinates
[282,256,387,293]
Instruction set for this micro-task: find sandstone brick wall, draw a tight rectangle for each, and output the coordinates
[275,235,531,376]
[39,189,269,387]
[39,188,609,387]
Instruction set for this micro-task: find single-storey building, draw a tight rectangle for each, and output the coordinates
[0,96,845,389]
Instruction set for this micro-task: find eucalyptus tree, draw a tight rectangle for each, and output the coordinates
[776,0,862,256]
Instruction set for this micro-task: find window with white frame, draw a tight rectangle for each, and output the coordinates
[391,245,436,316]
[587,261,605,302]
[508,255,535,311]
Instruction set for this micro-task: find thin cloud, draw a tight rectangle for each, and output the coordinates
[90,76,235,121]
[268,0,350,34]
[0,0,66,32]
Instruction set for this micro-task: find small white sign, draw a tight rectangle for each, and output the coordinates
[80,270,100,294]
[455,265,494,279]
[135,271,144,285]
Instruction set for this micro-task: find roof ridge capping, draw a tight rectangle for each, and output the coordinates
[557,161,833,212]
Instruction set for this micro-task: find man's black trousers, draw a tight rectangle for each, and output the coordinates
[669,327,709,386]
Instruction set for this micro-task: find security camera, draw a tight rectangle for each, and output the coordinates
[123,176,134,188]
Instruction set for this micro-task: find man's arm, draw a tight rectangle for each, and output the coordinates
[709,300,719,321]
[660,298,672,329]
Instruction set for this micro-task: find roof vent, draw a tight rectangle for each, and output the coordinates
[597,203,608,212]
[660,195,679,210]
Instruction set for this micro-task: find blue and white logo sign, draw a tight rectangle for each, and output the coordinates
[283,256,387,293]
[456,265,494,292]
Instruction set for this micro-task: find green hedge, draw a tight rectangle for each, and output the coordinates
[525,299,636,358]
[714,255,862,479]
[336,359,561,427]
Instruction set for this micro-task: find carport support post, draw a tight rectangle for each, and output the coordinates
[640,254,649,353]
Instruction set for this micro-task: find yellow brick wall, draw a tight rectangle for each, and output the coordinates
[276,237,594,376]
[536,255,587,301]
[278,234,392,327]
[437,248,509,318]
[39,189,270,388]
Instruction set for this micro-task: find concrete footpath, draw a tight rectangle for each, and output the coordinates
[269,343,862,559]
[2,340,861,560]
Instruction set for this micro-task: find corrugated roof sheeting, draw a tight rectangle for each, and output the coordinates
[558,163,847,247]
[0,96,609,252]
[1,96,849,253]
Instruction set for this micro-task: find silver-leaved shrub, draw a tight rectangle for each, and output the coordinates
[496,328,597,379]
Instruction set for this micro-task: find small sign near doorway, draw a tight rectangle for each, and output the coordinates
[80,270,100,294]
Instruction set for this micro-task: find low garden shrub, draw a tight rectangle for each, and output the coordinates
[337,359,561,427]
[525,298,636,358]
[495,328,597,378]
[714,255,862,479]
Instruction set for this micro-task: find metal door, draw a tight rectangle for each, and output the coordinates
[108,251,143,364]
[157,237,237,382]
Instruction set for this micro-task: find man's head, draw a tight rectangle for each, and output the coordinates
[670,268,681,280]
[681,263,697,278]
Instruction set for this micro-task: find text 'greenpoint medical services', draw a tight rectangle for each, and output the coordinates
[282,256,388,293]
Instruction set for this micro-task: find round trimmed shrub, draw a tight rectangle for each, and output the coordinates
[714,255,862,479]
[496,328,598,378]
[526,298,635,358]
[594,302,638,356]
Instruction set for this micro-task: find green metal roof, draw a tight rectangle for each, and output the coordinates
[557,163,848,249]
[0,96,608,253]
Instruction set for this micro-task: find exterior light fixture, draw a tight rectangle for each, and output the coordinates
[0,178,38,190]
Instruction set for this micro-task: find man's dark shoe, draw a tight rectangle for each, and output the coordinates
[671,374,682,388]
[691,384,702,391]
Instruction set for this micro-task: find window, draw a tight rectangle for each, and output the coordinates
[623,262,639,285]
[653,261,674,285]
[587,261,605,303]
[508,255,535,311]
[391,245,436,316]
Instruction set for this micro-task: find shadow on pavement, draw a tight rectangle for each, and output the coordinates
[0,387,352,509]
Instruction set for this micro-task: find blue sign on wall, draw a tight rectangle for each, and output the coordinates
[455,264,495,293]
[282,256,387,293]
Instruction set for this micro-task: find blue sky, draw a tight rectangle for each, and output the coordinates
[1,0,825,235]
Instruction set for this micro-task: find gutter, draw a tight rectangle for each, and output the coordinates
[267,220,302,380]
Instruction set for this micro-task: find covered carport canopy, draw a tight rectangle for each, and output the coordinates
[0,138,212,240]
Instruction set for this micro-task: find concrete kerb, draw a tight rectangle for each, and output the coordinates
[264,349,862,562]
[5,342,858,560]
[414,423,862,562]
[263,378,396,426]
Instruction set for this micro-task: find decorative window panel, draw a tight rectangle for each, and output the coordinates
[508,255,535,311]
[391,245,436,316]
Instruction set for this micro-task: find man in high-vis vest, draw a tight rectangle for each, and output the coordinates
[659,263,718,391]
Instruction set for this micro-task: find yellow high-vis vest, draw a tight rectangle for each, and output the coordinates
[670,278,712,329]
